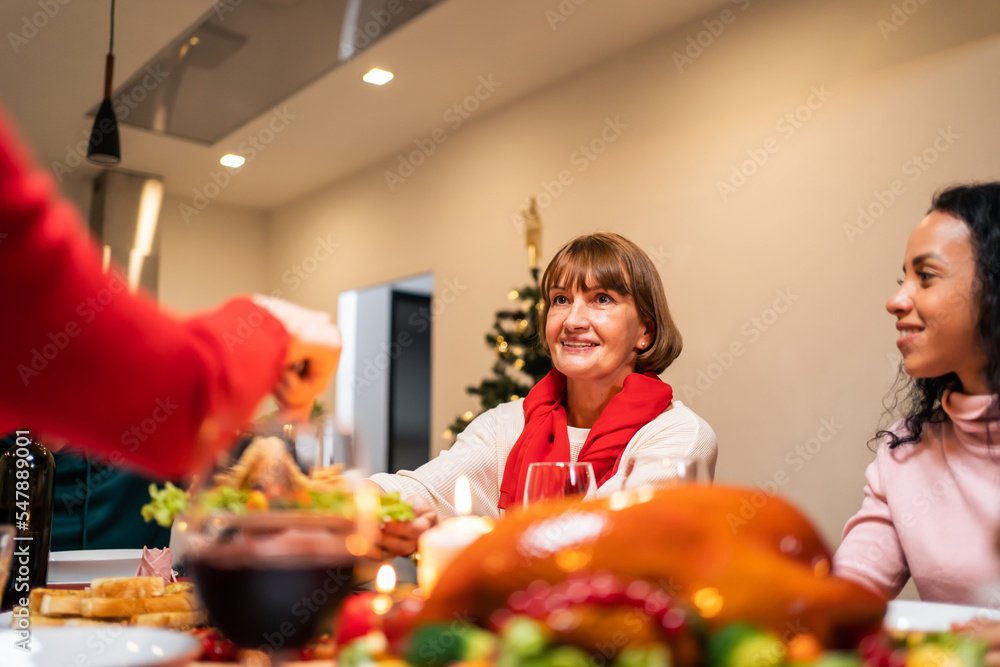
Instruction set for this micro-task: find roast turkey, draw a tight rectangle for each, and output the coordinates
[418,486,885,662]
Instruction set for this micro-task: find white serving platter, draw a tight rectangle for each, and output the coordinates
[47,549,143,585]
[885,599,1000,632]
[0,626,200,666]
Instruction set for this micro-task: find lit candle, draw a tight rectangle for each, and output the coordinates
[417,476,494,595]
[372,564,395,616]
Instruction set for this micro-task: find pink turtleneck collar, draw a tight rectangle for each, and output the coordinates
[941,390,1000,449]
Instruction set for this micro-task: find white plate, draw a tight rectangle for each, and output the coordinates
[0,626,200,666]
[48,549,143,584]
[885,599,1000,632]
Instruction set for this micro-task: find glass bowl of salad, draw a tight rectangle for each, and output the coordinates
[142,415,414,664]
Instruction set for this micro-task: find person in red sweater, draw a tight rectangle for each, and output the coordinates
[0,103,340,479]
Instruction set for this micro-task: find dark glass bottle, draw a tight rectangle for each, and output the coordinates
[0,431,55,612]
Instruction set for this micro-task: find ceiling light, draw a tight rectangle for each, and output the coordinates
[220,154,245,168]
[363,68,394,86]
[87,0,121,165]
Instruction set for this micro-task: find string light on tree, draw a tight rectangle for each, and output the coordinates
[444,197,551,442]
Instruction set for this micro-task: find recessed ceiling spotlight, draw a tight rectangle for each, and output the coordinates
[220,154,245,168]
[363,68,394,86]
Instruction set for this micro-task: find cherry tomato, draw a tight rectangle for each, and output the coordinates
[336,592,379,646]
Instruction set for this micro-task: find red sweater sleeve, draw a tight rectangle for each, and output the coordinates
[0,104,289,479]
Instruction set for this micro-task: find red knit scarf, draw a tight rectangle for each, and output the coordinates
[497,370,673,510]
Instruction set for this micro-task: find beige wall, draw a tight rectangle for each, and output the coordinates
[158,194,269,315]
[261,0,1000,549]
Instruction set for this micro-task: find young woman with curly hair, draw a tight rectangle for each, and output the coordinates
[834,183,1000,610]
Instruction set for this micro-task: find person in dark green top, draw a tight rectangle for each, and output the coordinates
[2,434,173,551]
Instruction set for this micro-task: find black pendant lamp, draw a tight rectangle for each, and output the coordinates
[87,0,120,166]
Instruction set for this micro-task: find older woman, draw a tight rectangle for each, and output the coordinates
[370,232,718,555]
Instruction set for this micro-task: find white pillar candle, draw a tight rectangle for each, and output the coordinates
[417,515,494,595]
[417,476,493,595]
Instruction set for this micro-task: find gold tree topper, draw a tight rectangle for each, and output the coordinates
[521,197,542,270]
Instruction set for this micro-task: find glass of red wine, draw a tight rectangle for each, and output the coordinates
[185,417,375,665]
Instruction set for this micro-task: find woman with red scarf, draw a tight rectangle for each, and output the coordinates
[369,233,718,556]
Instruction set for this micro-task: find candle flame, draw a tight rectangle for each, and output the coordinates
[373,594,393,615]
[376,564,396,593]
[455,476,472,515]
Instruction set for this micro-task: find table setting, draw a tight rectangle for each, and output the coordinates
[0,440,997,667]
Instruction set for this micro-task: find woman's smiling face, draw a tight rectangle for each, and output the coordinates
[545,274,652,388]
[886,211,988,393]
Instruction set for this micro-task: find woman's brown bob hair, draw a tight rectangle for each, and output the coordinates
[537,232,682,374]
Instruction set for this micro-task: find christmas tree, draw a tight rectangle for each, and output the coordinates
[443,283,551,442]
[443,199,551,442]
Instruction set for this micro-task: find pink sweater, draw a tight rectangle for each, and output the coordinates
[834,391,1000,604]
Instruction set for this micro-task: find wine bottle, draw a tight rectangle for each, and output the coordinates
[0,431,55,612]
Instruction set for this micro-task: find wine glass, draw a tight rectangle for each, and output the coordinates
[185,416,375,666]
[523,462,596,508]
[620,455,706,491]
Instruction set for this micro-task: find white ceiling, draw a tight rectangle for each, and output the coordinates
[0,0,730,210]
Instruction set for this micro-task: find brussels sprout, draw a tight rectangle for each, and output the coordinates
[708,624,785,667]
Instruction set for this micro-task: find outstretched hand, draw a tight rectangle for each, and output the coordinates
[380,495,438,557]
[954,619,1000,667]
[275,338,341,421]
[251,296,342,420]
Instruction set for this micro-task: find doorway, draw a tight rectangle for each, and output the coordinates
[335,274,433,474]
[387,291,431,473]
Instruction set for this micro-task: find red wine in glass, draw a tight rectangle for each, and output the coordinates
[192,554,354,651]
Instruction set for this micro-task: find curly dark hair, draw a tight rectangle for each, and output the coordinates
[877,182,1000,448]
